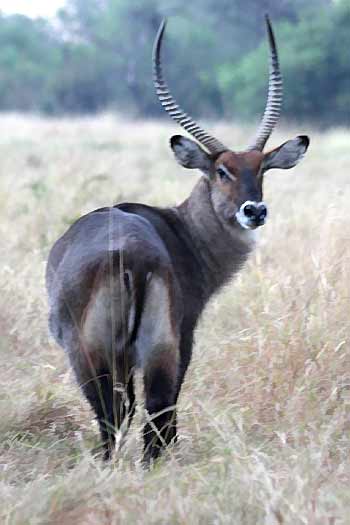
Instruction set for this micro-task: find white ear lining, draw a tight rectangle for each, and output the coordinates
[170,135,214,176]
[263,136,310,171]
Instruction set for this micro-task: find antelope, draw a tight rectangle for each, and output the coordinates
[46,16,309,464]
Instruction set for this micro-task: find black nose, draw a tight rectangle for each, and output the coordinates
[243,203,267,224]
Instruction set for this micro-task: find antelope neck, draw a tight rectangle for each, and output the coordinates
[177,177,255,296]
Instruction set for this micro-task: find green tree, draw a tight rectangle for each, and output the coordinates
[0,0,346,124]
[0,14,61,111]
[220,0,350,124]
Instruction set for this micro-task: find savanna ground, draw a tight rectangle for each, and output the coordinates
[0,114,349,524]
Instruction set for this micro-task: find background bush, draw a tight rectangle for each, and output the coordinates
[0,0,348,124]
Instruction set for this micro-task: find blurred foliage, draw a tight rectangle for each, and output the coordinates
[0,0,348,124]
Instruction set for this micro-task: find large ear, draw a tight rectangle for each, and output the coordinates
[170,135,214,177]
[262,135,310,172]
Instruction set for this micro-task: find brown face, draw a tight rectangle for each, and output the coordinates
[170,134,310,230]
[210,150,267,229]
[156,17,310,231]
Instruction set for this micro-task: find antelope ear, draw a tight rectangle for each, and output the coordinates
[170,135,213,177]
[262,135,310,172]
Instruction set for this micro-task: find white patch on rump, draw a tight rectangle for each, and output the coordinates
[136,273,179,369]
[81,274,132,355]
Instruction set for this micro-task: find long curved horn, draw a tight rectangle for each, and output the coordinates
[153,19,227,155]
[247,15,283,152]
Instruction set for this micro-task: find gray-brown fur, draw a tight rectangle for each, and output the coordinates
[47,15,310,463]
[47,131,309,463]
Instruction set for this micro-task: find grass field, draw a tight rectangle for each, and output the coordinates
[0,114,349,524]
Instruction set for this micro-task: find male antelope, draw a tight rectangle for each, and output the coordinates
[47,16,309,463]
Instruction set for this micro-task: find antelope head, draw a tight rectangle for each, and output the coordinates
[153,16,310,230]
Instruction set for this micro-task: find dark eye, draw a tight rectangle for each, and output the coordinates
[217,168,229,181]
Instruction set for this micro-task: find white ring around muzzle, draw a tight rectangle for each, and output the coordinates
[235,201,267,230]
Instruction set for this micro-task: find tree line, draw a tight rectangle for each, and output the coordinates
[0,0,348,125]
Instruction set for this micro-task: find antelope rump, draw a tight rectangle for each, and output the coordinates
[46,16,310,464]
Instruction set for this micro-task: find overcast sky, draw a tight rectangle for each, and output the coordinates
[0,0,64,18]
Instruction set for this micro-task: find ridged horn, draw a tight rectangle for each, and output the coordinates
[247,15,283,152]
[153,19,227,155]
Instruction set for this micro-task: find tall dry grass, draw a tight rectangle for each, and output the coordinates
[0,114,349,524]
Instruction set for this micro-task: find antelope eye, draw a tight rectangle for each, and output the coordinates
[217,168,229,181]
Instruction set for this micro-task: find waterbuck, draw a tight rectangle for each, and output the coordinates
[46,16,309,463]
